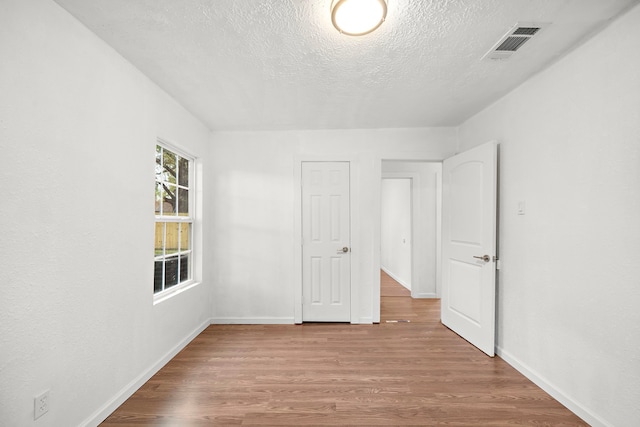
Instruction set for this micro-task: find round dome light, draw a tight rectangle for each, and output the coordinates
[331,0,388,36]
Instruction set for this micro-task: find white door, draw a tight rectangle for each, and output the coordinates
[441,141,497,356]
[302,162,351,322]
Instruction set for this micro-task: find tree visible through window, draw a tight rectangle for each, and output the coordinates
[154,144,192,293]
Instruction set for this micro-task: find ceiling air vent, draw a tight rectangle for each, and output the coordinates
[483,22,549,61]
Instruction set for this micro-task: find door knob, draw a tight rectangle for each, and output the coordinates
[473,254,490,262]
[338,247,350,253]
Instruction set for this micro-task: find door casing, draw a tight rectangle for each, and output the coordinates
[294,156,359,324]
[373,153,446,323]
[380,171,441,299]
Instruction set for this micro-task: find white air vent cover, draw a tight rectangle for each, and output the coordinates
[483,22,550,61]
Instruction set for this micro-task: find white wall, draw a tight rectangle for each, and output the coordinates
[0,1,211,426]
[381,179,412,289]
[458,4,640,426]
[209,128,456,323]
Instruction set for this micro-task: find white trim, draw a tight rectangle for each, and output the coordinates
[154,216,193,222]
[211,317,295,325]
[414,293,437,298]
[373,152,447,323]
[80,318,211,427]
[380,165,442,304]
[496,346,609,427]
[293,156,360,325]
[154,141,197,298]
[349,159,361,324]
[154,249,192,262]
[156,137,196,162]
[153,280,200,305]
[435,169,442,298]
[293,160,303,324]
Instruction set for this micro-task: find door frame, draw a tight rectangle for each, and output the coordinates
[381,168,442,301]
[294,156,360,324]
[373,152,446,323]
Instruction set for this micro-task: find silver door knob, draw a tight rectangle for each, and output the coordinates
[339,247,349,253]
[473,254,490,262]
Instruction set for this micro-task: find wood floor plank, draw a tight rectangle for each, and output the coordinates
[381,270,411,297]
[101,281,587,426]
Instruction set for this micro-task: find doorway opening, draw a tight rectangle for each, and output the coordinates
[379,160,442,319]
[381,177,412,293]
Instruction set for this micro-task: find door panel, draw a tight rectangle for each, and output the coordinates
[448,260,482,324]
[441,142,497,356]
[450,162,484,245]
[302,162,351,322]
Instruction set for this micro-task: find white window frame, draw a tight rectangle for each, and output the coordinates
[153,139,197,302]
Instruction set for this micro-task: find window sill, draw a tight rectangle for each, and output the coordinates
[153,280,201,305]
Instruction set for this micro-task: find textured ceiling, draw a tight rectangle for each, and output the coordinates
[53,0,638,131]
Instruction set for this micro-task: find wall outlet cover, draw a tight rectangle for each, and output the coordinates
[34,390,49,420]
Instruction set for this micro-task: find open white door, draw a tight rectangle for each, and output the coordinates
[441,141,497,356]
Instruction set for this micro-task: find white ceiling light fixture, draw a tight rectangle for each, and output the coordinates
[331,0,388,36]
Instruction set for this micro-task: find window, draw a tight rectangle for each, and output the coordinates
[154,143,193,294]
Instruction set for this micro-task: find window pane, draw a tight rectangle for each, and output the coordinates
[165,257,179,289]
[155,222,165,256]
[165,223,179,255]
[179,254,190,283]
[155,182,163,215]
[178,188,189,216]
[163,183,177,216]
[154,260,164,292]
[155,145,163,178]
[162,150,177,185]
[179,223,190,251]
[178,156,189,187]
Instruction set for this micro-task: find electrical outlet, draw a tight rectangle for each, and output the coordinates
[34,390,49,420]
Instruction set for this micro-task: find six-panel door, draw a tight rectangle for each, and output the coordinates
[302,162,351,322]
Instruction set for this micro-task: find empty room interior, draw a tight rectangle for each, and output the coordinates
[2,0,640,426]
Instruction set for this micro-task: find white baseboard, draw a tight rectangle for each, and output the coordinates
[211,317,295,324]
[413,292,437,298]
[496,346,610,427]
[211,317,372,325]
[81,318,212,427]
[381,266,411,290]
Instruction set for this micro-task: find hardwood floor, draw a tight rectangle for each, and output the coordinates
[102,277,587,426]
[380,270,411,297]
